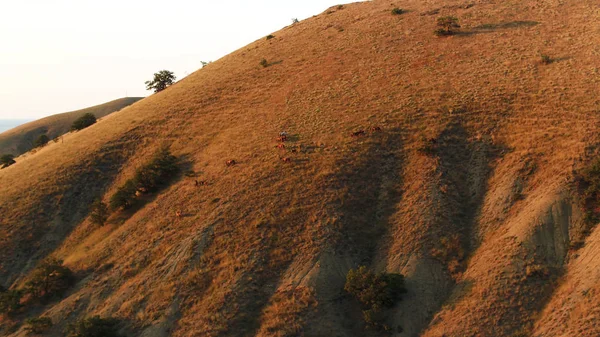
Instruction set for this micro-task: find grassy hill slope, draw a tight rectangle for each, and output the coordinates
[1,0,600,336]
[0,97,143,156]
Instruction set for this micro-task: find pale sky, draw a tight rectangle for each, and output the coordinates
[0,0,353,119]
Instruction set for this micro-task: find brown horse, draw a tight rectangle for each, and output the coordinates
[226,160,237,166]
[351,130,366,138]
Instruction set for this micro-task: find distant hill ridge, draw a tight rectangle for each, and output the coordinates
[0,97,143,156]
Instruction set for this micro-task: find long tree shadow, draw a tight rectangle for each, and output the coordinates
[310,127,406,334]
[453,21,540,37]
[474,20,539,31]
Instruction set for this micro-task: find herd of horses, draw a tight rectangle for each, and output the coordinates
[175,127,383,218]
[223,127,382,167]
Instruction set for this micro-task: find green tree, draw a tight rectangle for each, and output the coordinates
[436,16,460,35]
[90,199,109,226]
[109,180,137,211]
[345,266,406,328]
[34,134,50,148]
[71,113,97,131]
[25,257,74,300]
[133,146,179,192]
[67,316,121,337]
[0,154,15,168]
[145,70,176,93]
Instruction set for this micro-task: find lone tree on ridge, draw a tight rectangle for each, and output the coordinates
[145,70,176,93]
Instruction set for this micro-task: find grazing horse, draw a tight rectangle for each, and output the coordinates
[276,135,287,142]
[371,126,382,132]
[195,180,207,186]
[281,157,291,163]
[275,143,286,149]
[226,160,237,166]
[176,210,182,218]
[351,130,366,138]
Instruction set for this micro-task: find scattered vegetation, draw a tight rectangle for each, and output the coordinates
[110,147,179,211]
[24,257,75,301]
[0,154,15,168]
[391,8,404,15]
[540,54,553,64]
[66,316,121,337]
[33,134,50,148]
[25,317,53,334]
[345,266,406,329]
[435,16,460,36]
[90,199,109,226]
[71,113,97,131]
[266,34,275,40]
[145,70,176,93]
[0,289,22,316]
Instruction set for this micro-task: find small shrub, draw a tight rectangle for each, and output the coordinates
[24,257,75,300]
[90,199,109,226]
[0,154,16,168]
[66,316,120,337]
[260,59,269,68]
[540,54,553,64]
[266,34,275,40]
[34,134,50,148]
[345,266,406,328]
[25,317,53,334]
[71,113,97,131]
[0,290,22,316]
[292,18,299,24]
[431,234,465,274]
[435,16,460,36]
[391,8,404,15]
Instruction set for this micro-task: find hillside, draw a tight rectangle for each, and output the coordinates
[1,0,600,336]
[0,97,143,156]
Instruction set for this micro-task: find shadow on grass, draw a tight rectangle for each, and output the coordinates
[449,21,540,37]
[474,20,539,31]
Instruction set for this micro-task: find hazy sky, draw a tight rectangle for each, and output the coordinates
[0,0,353,119]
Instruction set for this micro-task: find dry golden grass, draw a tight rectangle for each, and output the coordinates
[1,0,600,336]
